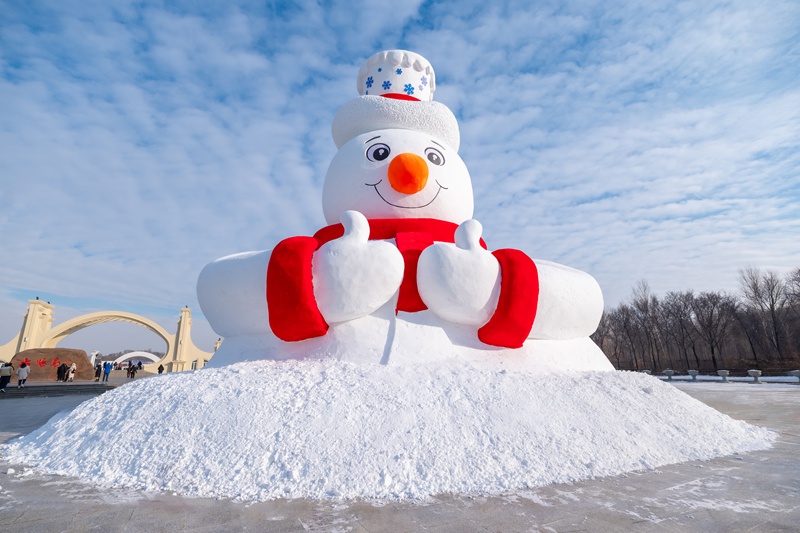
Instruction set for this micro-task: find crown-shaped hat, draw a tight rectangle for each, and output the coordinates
[332,50,460,151]
[357,50,435,101]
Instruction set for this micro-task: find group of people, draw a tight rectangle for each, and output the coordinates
[55,362,78,382]
[125,361,140,379]
[93,360,146,380]
[94,361,113,382]
[90,360,139,381]
[0,358,166,391]
[0,361,30,392]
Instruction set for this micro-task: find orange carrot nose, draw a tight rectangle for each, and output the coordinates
[388,153,429,194]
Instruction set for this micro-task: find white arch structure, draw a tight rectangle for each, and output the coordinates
[112,351,162,365]
[45,311,172,351]
[0,300,217,373]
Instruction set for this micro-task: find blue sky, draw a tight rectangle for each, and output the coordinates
[1,0,799,355]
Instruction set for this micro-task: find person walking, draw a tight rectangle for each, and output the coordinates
[0,362,14,393]
[102,361,111,382]
[67,362,76,382]
[157,364,164,374]
[94,363,102,382]
[16,362,31,388]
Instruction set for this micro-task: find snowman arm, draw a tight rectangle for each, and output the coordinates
[477,249,539,348]
[197,250,273,339]
[197,239,332,343]
[266,236,329,342]
[527,260,604,340]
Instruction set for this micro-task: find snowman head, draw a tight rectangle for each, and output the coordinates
[323,50,474,225]
[323,128,473,224]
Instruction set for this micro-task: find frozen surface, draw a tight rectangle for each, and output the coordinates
[1,361,774,502]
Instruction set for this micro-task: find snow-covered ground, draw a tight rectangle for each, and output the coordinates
[1,360,775,502]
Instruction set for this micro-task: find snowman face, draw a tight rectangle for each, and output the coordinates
[322,129,474,225]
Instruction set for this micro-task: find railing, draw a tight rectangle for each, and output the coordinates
[649,368,800,384]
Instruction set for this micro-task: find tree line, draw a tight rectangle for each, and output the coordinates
[591,267,800,374]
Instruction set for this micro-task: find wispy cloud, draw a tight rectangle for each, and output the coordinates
[1,0,798,353]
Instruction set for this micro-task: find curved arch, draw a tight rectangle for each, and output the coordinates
[42,311,174,357]
[112,351,162,364]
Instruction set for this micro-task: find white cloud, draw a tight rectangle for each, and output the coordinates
[1,0,798,354]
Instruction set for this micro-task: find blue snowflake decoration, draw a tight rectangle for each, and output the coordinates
[418,85,423,92]
[420,76,428,86]
[382,80,392,90]
[396,68,403,75]
[365,76,374,89]
[403,83,414,95]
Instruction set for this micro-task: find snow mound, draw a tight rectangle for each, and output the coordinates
[3,361,774,502]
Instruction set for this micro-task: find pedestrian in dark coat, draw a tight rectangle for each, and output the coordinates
[0,362,13,392]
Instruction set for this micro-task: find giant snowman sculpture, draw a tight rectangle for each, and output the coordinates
[3,50,773,504]
[199,50,612,373]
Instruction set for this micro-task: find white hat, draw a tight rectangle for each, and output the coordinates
[357,50,435,101]
[331,50,460,151]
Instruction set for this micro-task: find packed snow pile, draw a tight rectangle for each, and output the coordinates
[3,361,774,502]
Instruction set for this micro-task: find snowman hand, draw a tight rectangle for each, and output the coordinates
[312,210,404,323]
[417,219,501,326]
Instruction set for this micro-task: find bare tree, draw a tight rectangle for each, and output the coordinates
[613,304,642,370]
[630,280,668,371]
[591,312,610,353]
[662,291,701,371]
[730,300,765,368]
[691,291,736,371]
[739,267,790,361]
[593,312,627,368]
[787,268,800,304]
[785,268,800,360]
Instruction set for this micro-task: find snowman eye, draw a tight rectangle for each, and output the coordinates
[425,147,445,166]
[366,143,391,162]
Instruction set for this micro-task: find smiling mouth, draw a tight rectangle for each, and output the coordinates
[366,180,447,209]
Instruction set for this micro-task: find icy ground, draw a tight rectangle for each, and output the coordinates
[2,361,775,502]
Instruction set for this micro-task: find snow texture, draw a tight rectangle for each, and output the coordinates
[313,211,405,324]
[332,96,460,150]
[2,361,774,502]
